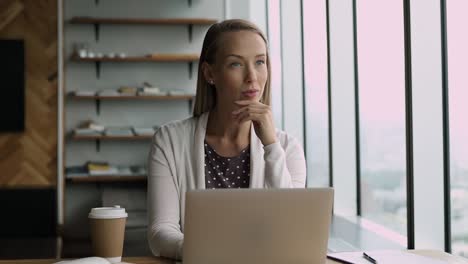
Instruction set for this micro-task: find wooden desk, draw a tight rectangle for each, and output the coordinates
[0,250,466,264]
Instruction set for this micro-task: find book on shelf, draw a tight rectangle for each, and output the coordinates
[137,86,167,96]
[80,120,105,132]
[65,163,147,178]
[87,161,110,171]
[87,161,119,175]
[72,90,96,96]
[104,126,134,136]
[73,128,102,136]
[132,127,156,136]
[117,86,138,96]
[73,120,105,136]
[65,165,89,177]
[97,89,121,96]
[167,89,191,96]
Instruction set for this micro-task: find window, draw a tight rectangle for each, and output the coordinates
[302,0,329,187]
[356,0,407,236]
[447,0,468,257]
[267,0,283,129]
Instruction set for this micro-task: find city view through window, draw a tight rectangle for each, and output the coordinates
[300,1,467,257]
[447,0,468,257]
[356,0,407,237]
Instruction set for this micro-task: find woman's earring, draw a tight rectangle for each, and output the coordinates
[209,79,214,85]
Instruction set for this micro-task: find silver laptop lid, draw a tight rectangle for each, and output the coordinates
[183,188,334,264]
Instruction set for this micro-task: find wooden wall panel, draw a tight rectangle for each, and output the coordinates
[0,0,57,187]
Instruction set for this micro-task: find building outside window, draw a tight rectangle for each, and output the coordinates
[356,0,407,237]
[447,0,468,257]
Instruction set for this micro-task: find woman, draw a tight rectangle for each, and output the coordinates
[147,19,306,260]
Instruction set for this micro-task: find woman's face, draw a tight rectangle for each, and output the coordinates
[205,30,268,108]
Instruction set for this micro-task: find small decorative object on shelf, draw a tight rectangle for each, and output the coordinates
[73,42,90,58]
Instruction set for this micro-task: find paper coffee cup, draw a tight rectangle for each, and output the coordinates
[89,206,128,263]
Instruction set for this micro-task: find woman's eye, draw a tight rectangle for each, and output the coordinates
[230,62,241,67]
[256,60,266,65]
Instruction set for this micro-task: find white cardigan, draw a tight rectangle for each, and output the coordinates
[147,112,306,259]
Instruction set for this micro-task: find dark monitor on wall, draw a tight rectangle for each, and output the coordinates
[0,39,25,132]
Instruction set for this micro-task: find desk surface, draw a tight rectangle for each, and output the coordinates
[0,250,466,264]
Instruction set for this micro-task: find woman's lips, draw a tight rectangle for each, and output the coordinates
[242,90,259,98]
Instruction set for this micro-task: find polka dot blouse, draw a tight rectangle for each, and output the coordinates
[204,140,250,189]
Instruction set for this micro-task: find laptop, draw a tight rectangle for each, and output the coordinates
[183,188,334,264]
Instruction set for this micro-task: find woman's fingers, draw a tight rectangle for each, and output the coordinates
[237,112,265,124]
[232,101,269,115]
[232,100,276,146]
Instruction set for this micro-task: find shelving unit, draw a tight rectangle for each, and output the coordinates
[60,0,222,244]
[70,54,200,79]
[69,94,194,100]
[67,175,146,183]
[69,17,217,41]
[70,133,153,152]
[70,53,199,62]
[63,8,216,182]
[70,134,153,141]
[68,93,195,114]
[69,17,217,25]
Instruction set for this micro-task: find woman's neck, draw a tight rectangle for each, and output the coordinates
[206,106,251,145]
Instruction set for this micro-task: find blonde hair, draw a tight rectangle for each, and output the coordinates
[193,19,272,117]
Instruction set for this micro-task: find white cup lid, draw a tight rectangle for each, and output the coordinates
[88,205,128,219]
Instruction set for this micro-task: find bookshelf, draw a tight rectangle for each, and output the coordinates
[69,17,217,41]
[61,0,222,242]
[68,93,195,114]
[69,17,217,25]
[68,94,194,100]
[70,133,153,152]
[70,53,199,62]
[71,134,153,141]
[67,175,147,183]
[70,54,200,79]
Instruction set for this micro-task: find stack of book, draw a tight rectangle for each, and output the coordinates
[71,86,193,97]
[132,127,157,136]
[73,124,159,137]
[104,126,134,136]
[65,163,147,178]
[118,86,138,96]
[167,89,190,96]
[97,89,120,96]
[137,86,166,96]
[87,161,119,175]
[71,90,96,96]
[73,120,105,136]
